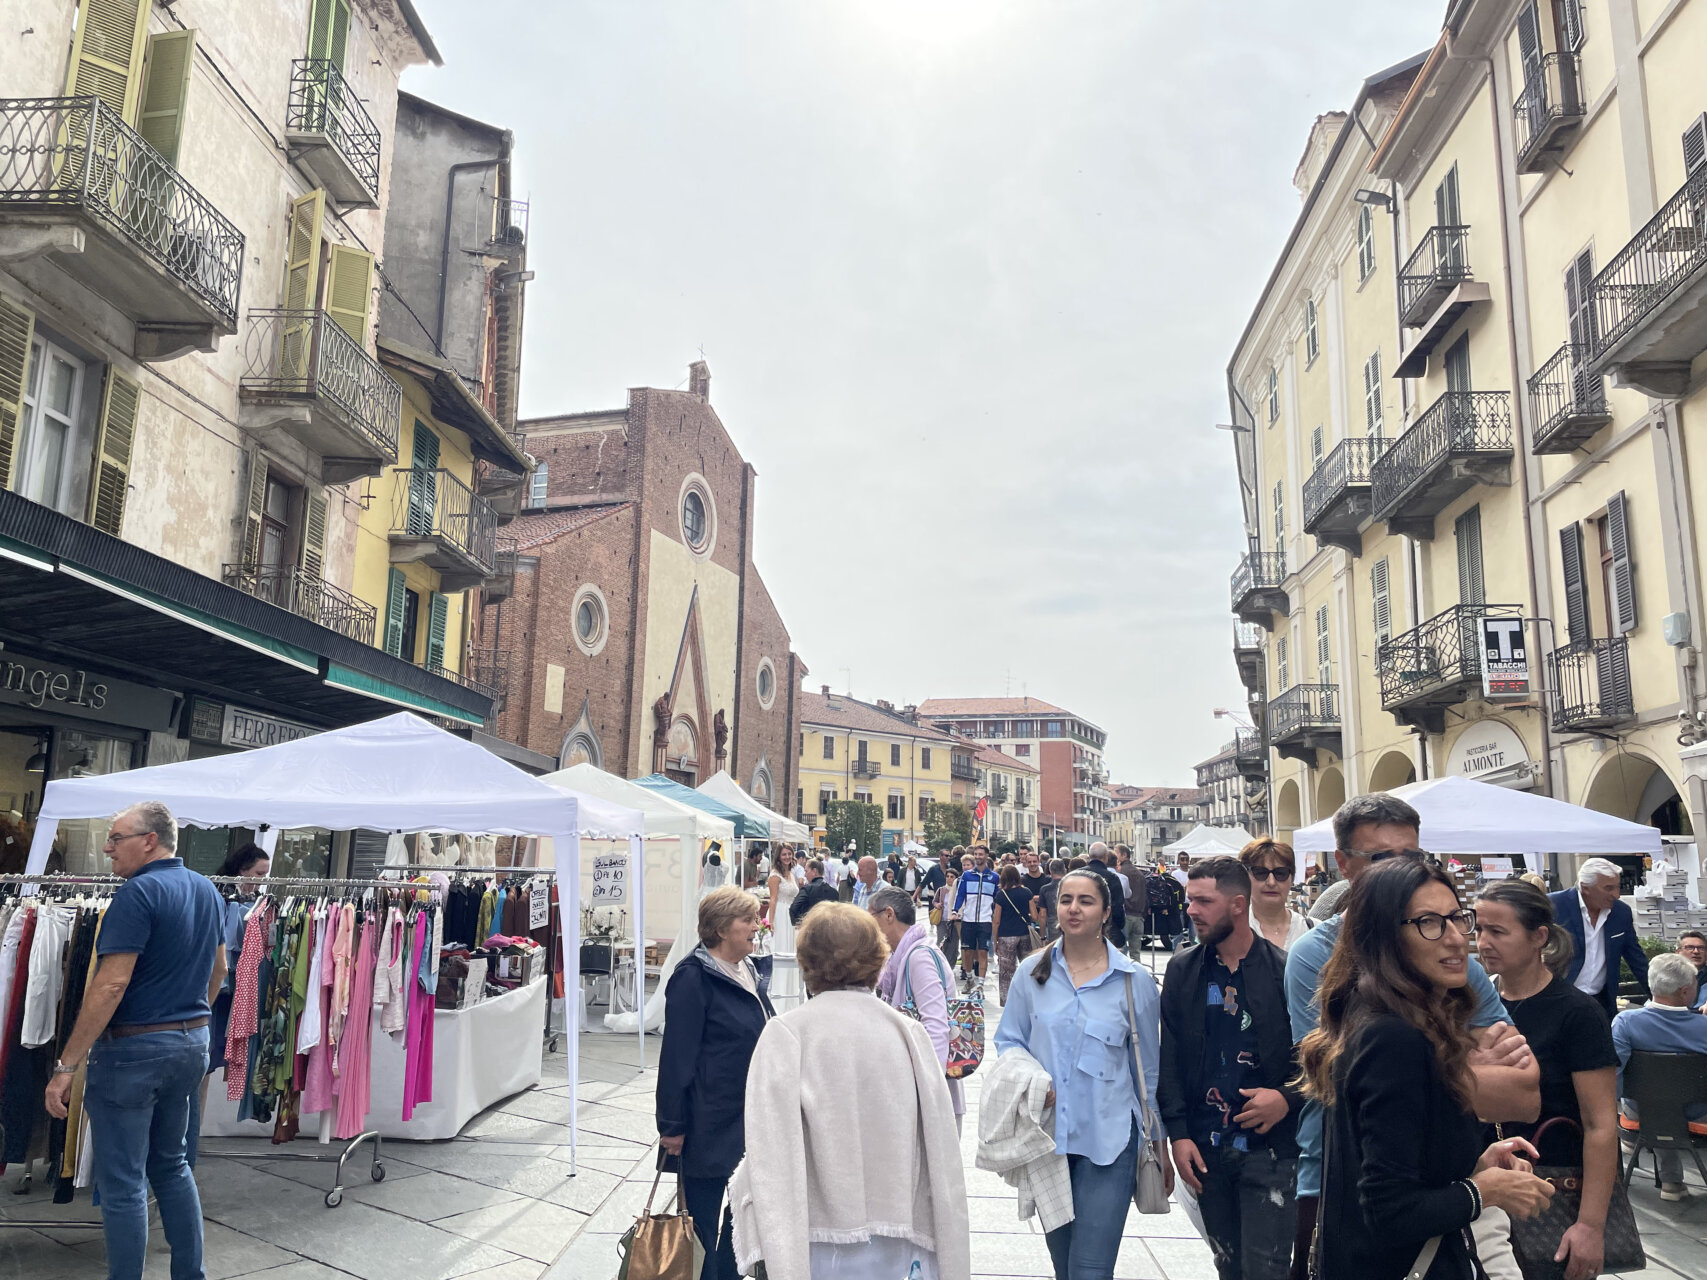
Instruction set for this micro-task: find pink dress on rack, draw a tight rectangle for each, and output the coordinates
[333,916,378,1140]
[301,907,338,1115]
[400,913,435,1119]
[328,902,355,1046]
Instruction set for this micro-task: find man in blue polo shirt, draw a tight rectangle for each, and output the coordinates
[45,801,226,1280]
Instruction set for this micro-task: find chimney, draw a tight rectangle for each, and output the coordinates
[821,684,830,697]
[688,361,711,402]
[902,704,918,723]
[875,699,893,712]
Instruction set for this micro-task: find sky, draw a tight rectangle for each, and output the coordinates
[402,0,1446,786]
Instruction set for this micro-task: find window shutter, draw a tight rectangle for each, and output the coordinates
[299,487,328,580]
[324,244,374,347]
[1371,556,1392,646]
[64,0,152,124]
[1310,425,1324,468]
[0,294,37,492]
[1277,635,1289,690]
[135,29,195,165]
[407,424,439,534]
[1516,3,1542,81]
[425,591,448,670]
[382,566,407,657]
[1559,521,1589,643]
[241,450,268,567]
[1683,115,1707,174]
[1607,490,1637,634]
[1365,352,1383,434]
[1560,1,1585,51]
[88,367,139,535]
[1316,603,1331,681]
[280,190,325,383]
[1454,506,1485,606]
[307,0,352,67]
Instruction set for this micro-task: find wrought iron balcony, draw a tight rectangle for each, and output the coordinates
[221,562,376,646]
[1231,551,1288,629]
[239,309,401,482]
[388,467,499,590]
[1012,790,1031,809]
[425,656,500,702]
[484,536,519,603]
[1267,683,1341,765]
[1233,725,1266,780]
[1377,603,1523,732]
[851,759,882,780]
[1514,54,1586,174]
[484,193,528,253]
[1399,226,1473,328]
[950,757,978,782]
[477,464,529,522]
[0,96,243,359]
[284,60,380,206]
[1302,435,1383,554]
[1370,391,1513,538]
[464,646,512,713]
[1587,164,1707,398]
[989,780,1010,803]
[1233,622,1266,695]
[1527,343,1611,454]
[1547,638,1634,732]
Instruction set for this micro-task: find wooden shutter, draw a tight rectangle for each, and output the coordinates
[1276,636,1289,689]
[1310,425,1324,468]
[324,244,374,347]
[1371,556,1392,646]
[1607,490,1637,634]
[299,486,328,580]
[135,29,194,164]
[1559,521,1590,643]
[1316,603,1331,682]
[1516,3,1542,83]
[407,424,440,534]
[240,450,268,566]
[1686,116,1707,174]
[280,190,324,382]
[1564,249,1596,352]
[64,0,152,123]
[1455,506,1485,605]
[88,366,140,535]
[307,0,352,69]
[1435,166,1461,227]
[0,294,37,492]
[425,591,449,670]
[383,566,407,657]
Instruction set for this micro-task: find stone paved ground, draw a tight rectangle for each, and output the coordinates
[2,967,1704,1278]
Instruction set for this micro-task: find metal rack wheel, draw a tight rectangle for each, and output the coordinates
[371,1164,386,1182]
[324,1189,343,1208]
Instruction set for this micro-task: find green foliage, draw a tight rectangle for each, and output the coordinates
[924,801,973,853]
[826,800,884,864]
[1637,934,1677,959]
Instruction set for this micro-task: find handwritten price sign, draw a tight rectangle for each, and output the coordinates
[591,853,629,905]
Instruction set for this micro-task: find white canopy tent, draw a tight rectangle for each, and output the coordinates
[1162,825,1256,857]
[1288,775,1664,880]
[540,763,736,1036]
[697,770,810,842]
[23,712,646,1168]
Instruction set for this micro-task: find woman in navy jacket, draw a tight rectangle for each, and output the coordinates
[656,887,775,1280]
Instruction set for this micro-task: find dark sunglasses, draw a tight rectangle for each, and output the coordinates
[1247,865,1291,882]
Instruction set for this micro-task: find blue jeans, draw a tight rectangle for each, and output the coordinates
[84,1028,209,1280]
[1045,1119,1139,1280]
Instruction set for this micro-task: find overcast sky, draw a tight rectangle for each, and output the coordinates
[404,1,1445,785]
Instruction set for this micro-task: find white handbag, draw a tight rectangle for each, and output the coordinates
[1122,972,1170,1214]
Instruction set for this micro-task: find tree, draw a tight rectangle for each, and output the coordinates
[924,801,973,853]
[826,800,884,866]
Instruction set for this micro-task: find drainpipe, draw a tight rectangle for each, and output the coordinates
[437,158,502,353]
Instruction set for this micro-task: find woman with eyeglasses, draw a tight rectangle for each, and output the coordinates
[1300,858,1553,1279]
[1475,880,1618,1280]
[1238,839,1310,953]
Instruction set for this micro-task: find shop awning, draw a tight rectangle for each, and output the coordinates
[0,489,489,728]
[631,773,768,838]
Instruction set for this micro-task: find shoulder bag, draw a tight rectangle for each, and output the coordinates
[1121,972,1170,1214]
[899,939,984,1079]
[617,1163,701,1280]
[1505,1116,1645,1280]
[1000,888,1043,955]
[1306,1128,1442,1280]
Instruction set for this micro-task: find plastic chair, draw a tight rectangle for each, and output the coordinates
[580,938,615,1010]
[1620,1049,1707,1187]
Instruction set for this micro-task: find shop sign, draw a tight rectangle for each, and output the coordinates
[186,697,317,750]
[1445,720,1534,787]
[1480,617,1531,699]
[591,852,628,905]
[1482,856,1515,878]
[0,648,178,732]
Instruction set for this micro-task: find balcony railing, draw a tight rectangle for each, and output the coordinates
[1370,391,1512,533]
[285,59,380,202]
[1233,725,1266,776]
[1527,342,1611,453]
[390,467,499,578]
[221,562,376,645]
[1398,225,1472,327]
[1547,638,1634,732]
[239,308,401,467]
[1302,435,1383,546]
[989,781,1010,803]
[464,647,512,704]
[1378,603,1523,728]
[425,659,499,701]
[950,758,978,782]
[485,193,528,250]
[1514,53,1585,173]
[0,96,243,326]
[1230,550,1287,613]
[851,760,882,780]
[1269,683,1339,738]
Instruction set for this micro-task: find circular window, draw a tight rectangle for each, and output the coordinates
[683,491,706,547]
[756,656,777,710]
[677,474,716,558]
[569,584,608,656]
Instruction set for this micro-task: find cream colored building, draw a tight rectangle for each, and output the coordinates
[1229,2,1707,883]
[973,743,1039,846]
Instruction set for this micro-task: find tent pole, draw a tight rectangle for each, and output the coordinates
[564,829,582,1176]
[632,833,646,1067]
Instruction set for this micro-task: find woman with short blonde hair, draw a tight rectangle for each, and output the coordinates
[1238,838,1311,952]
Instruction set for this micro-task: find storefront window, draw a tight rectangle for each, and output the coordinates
[52,730,140,875]
[272,828,332,879]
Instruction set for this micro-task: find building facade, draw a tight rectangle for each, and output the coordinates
[972,743,1039,847]
[1194,742,1253,828]
[1227,1,1707,886]
[1111,787,1211,860]
[918,697,1110,845]
[797,689,954,856]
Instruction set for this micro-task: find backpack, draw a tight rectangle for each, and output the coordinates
[898,941,985,1079]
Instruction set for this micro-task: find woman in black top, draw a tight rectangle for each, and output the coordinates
[1299,859,1553,1279]
[1475,880,1618,1280]
[989,865,1037,1003]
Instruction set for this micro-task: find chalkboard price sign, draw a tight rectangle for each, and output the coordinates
[591,853,629,905]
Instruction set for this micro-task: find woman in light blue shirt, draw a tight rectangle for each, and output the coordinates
[995,869,1169,1280]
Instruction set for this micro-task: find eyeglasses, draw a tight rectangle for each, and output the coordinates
[1247,865,1290,882]
[104,830,147,848]
[1400,909,1477,940]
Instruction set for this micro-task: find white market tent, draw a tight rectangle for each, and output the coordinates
[698,770,810,842]
[22,712,646,1168]
[1289,774,1664,880]
[1163,825,1256,857]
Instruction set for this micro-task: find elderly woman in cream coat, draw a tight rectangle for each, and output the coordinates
[728,903,970,1280]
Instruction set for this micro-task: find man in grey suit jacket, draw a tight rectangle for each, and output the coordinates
[1550,857,1649,1018]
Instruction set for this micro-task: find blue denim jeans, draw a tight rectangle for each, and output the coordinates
[1045,1119,1140,1280]
[83,1028,209,1280]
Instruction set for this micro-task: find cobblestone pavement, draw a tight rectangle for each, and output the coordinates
[2,977,1704,1278]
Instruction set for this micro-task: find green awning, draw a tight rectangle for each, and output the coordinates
[324,662,485,726]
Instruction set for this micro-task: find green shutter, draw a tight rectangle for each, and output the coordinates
[425,591,448,670]
[65,0,152,123]
[1607,491,1637,635]
[324,244,373,347]
[280,190,324,381]
[382,566,407,657]
[0,294,37,492]
[241,450,268,566]
[407,424,439,535]
[307,0,351,68]
[88,367,140,536]
[136,29,194,164]
[299,486,328,580]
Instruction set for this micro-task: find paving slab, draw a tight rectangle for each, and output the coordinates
[435,1199,592,1264]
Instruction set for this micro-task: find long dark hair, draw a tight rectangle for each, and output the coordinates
[218,843,269,878]
[1031,870,1109,986]
[1297,859,1477,1110]
[1478,879,1575,976]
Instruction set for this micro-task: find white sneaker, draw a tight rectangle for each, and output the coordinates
[1660,1182,1689,1201]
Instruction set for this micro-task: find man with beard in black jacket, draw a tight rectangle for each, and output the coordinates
[789,858,838,927]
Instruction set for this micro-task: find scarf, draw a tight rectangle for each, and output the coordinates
[877,922,927,1001]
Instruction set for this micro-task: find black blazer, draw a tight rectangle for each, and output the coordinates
[1157,935,1302,1154]
[654,947,775,1180]
[1549,888,1649,1016]
[789,877,838,927]
[1321,1015,1484,1280]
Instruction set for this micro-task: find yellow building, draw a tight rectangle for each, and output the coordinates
[1228,2,1707,889]
[797,687,956,857]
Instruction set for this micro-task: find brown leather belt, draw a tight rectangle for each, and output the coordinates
[103,1017,208,1040]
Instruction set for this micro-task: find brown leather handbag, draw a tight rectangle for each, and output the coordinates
[1506,1117,1645,1280]
[616,1165,702,1280]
